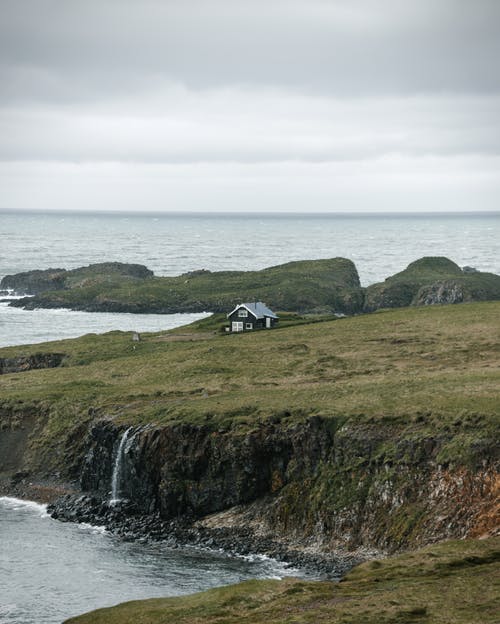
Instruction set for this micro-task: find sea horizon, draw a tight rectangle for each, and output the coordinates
[1,207,499,218]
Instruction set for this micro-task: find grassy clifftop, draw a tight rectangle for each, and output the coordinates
[1,301,499,479]
[64,537,500,624]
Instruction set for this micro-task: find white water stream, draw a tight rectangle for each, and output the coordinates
[110,427,133,503]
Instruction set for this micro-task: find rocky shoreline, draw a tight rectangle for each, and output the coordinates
[1,472,369,578]
[48,493,369,579]
[0,474,75,505]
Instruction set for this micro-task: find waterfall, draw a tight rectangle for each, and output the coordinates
[110,427,133,504]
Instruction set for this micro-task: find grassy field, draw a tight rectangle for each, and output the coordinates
[64,537,500,624]
[1,301,499,429]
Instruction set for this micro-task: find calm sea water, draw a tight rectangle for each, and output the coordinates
[0,497,302,624]
[1,210,498,348]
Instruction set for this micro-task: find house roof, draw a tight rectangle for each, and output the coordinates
[227,302,279,319]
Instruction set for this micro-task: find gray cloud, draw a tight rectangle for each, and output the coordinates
[1,91,499,163]
[1,0,499,104]
[2,157,499,213]
[0,0,499,212]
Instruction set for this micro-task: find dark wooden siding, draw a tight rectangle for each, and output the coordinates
[228,307,278,331]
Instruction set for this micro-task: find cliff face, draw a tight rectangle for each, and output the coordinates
[76,417,499,553]
[1,402,498,555]
[81,418,333,518]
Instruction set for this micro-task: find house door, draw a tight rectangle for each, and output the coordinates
[265,317,271,328]
[232,321,243,332]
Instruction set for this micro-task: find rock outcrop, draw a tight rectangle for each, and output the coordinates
[0,353,65,374]
[364,257,500,311]
[4,256,499,315]
[0,268,67,295]
[80,418,333,518]
[0,262,153,295]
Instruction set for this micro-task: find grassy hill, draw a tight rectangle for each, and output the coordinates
[4,256,500,315]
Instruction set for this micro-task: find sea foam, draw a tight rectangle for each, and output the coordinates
[0,496,49,518]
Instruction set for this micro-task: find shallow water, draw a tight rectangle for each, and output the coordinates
[0,497,303,624]
[0,301,209,348]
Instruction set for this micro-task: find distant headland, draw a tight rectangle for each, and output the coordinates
[2,256,500,315]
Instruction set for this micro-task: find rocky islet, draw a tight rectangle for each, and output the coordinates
[3,255,500,314]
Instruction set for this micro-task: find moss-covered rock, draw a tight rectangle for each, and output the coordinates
[364,257,500,311]
[7,257,363,314]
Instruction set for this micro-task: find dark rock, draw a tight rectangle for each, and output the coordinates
[0,353,65,375]
[364,257,500,311]
[80,417,333,519]
[0,268,67,295]
[11,470,30,483]
[414,280,465,305]
[0,262,153,296]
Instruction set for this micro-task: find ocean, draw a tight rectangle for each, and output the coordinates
[1,210,498,348]
[0,210,499,623]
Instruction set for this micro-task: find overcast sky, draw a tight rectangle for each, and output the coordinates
[1,0,499,213]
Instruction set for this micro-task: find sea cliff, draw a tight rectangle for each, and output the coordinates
[48,415,498,557]
[1,302,498,571]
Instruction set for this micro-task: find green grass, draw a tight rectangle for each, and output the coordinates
[1,301,499,425]
[64,537,500,623]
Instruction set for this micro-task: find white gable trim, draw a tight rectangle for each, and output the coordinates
[227,304,258,319]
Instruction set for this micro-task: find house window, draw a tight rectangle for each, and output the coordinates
[245,323,253,329]
[238,309,248,317]
[232,322,243,332]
